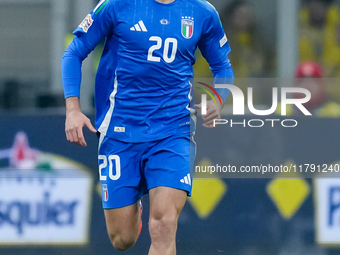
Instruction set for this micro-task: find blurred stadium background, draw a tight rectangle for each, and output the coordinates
[1,0,340,254]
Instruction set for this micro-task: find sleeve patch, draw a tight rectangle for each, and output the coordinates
[220,34,228,48]
[78,14,94,33]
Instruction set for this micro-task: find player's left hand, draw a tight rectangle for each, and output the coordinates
[195,99,223,128]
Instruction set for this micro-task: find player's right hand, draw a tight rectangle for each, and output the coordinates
[65,110,97,146]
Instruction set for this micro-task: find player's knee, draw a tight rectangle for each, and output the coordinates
[149,214,178,240]
[109,233,137,251]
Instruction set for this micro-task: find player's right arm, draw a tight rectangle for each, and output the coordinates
[61,0,115,146]
[65,97,96,146]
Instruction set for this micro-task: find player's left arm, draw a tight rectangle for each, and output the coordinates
[195,6,235,128]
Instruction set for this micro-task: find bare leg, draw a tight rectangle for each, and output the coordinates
[148,187,187,255]
[104,201,141,251]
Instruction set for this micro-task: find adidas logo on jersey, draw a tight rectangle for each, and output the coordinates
[180,174,191,185]
[130,21,148,32]
[114,126,125,133]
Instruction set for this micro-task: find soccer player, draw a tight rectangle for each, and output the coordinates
[61,0,234,254]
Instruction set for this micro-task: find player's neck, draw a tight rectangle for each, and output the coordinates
[155,0,175,4]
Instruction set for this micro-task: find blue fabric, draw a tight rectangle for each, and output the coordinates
[98,133,196,209]
[61,0,234,142]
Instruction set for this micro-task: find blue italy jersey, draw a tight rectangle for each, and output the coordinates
[62,0,234,143]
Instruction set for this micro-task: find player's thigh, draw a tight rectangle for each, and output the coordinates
[104,201,141,237]
[149,186,187,219]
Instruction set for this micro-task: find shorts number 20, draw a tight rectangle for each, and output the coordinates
[98,155,121,181]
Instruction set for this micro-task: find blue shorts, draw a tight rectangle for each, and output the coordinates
[98,133,196,209]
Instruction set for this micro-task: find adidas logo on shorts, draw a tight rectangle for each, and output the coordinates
[180,173,191,185]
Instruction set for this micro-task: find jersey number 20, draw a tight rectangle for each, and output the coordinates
[148,36,178,63]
